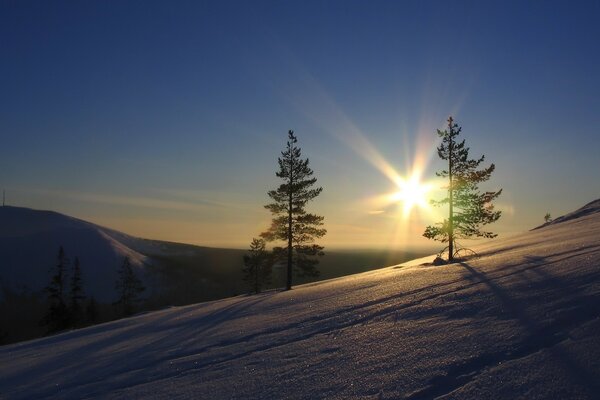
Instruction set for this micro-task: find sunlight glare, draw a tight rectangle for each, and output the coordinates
[392,172,433,217]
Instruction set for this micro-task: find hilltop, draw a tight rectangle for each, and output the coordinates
[0,206,147,301]
[1,200,599,398]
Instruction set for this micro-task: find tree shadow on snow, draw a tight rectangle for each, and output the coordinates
[454,261,600,398]
[407,257,600,399]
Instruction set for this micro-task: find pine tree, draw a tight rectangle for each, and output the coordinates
[242,238,272,294]
[86,297,99,323]
[114,256,145,317]
[69,257,85,326]
[42,246,70,333]
[261,130,326,290]
[423,117,502,262]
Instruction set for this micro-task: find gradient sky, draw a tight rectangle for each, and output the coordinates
[1,1,599,249]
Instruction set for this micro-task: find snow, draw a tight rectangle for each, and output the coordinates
[0,206,234,302]
[0,207,148,301]
[1,202,600,399]
[533,198,600,230]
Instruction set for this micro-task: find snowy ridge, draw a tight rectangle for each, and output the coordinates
[1,203,600,398]
[533,198,600,230]
[0,206,147,301]
[96,230,147,268]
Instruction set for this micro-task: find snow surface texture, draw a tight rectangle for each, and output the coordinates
[1,202,600,399]
[533,198,600,230]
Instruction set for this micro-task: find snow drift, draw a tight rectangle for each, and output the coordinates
[1,200,600,399]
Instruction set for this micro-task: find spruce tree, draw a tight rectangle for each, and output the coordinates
[242,238,272,294]
[114,256,145,317]
[86,297,99,323]
[42,246,70,333]
[262,130,326,290]
[423,117,502,262]
[69,257,85,326]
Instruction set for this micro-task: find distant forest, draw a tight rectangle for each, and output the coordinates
[0,246,434,346]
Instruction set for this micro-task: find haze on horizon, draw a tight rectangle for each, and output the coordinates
[1,1,599,249]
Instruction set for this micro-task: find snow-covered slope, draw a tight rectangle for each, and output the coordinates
[0,206,147,301]
[534,198,600,230]
[2,202,600,399]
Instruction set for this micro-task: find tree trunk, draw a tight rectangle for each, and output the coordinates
[286,148,293,291]
[255,263,259,294]
[287,206,292,290]
[448,124,454,262]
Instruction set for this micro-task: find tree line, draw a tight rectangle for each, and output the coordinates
[41,246,145,334]
[242,118,503,292]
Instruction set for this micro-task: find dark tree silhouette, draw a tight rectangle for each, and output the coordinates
[242,238,272,294]
[114,256,145,317]
[261,130,326,290]
[423,117,502,262]
[544,212,552,223]
[69,257,85,326]
[42,246,70,333]
[86,297,99,323]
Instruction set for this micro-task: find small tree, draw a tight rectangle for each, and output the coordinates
[86,297,99,323]
[261,130,326,290]
[114,256,145,317]
[42,246,70,333]
[544,212,552,223]
[0,329,7,345]
[69,257,85,326]
[424,117,502,262]
[242,238,272,294]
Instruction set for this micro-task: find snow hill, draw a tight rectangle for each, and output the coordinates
[0,206,148,302]
[534,198,600,229]
[1,201,600,399]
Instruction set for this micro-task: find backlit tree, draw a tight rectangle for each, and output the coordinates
[423,117,502,262]
[262,130,326,290]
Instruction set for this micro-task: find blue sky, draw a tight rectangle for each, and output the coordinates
[1,1,599,248]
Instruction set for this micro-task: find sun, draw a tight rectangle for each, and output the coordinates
[391,172,432,217]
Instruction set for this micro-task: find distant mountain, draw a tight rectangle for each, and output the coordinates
[0,206,253,303]
[0,206,435,307]
[0,206,439,346]
[0,206,147,302]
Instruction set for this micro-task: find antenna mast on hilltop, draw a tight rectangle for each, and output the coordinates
[2,190,5,206]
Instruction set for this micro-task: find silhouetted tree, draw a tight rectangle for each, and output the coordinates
[42,246,70,333]
[423,117,502,262]
[261,130,326,290]
[114,256,145,317]
[69,257,85,326]
[544,212,552,223]
[86,297,99,323]
[242,238,272,294]
[0,329,7,345]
